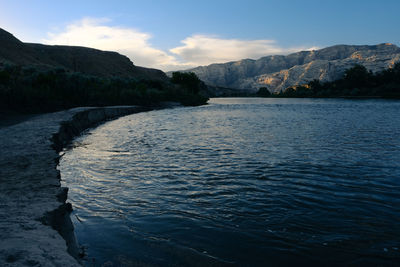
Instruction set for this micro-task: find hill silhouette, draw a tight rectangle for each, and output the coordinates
[0,28,208,112]
[0,28,167,81]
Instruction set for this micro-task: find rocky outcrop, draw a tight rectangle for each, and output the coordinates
[177,44,400,93]
[0,28,168,81]
[0,106,150,266]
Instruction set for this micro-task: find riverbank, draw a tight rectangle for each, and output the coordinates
[0,106,152,266]
[0,111,39,129]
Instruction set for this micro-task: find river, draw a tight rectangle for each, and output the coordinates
[60,98,400,266]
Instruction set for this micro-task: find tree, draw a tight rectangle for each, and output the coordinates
[0,69,10,85]
[343,64,371,88]
[256,87,271,97]
[171,72,201,94]
[309,79,322,93]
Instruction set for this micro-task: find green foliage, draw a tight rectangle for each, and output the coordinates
[171,71,201,94]
[256,87,271,97]
[343,64,371,88]
[0,69,10,84]
[0,64,208,112]
[168,71,209,105]
[275,63,400,98]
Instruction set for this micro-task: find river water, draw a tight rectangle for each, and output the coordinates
[60,98,400,266]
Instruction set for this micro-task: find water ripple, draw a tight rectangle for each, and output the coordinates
[60,98,400,266]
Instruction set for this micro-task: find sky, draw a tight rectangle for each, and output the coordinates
[0,0,399,71]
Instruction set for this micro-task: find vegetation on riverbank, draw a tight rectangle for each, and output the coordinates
[0,64,208,113]
[258,63,400,98]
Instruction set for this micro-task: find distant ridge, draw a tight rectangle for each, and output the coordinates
[172,43,400,93]
[0,28,167,81]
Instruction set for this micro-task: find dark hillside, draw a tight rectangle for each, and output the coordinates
[0,28,208,112]
[0,28,167,81]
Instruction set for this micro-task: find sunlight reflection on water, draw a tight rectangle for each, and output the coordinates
[60,98,400,266]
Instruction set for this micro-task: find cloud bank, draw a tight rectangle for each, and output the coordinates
[43,18,316,71]
[43,18,178,70]
[170,35,305,66]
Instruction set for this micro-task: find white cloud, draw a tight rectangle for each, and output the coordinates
[42,18,179,70]
[43,18,317,71]
[169,35,317,67]
[171,35,279,65]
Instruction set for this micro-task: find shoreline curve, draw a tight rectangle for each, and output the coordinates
[0,105,153,266]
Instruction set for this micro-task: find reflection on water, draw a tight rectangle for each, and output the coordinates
[60,98,400,266]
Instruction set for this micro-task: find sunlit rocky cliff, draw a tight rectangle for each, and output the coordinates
[177,44,400,93]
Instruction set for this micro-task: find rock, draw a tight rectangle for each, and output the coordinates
[173,44,400,93]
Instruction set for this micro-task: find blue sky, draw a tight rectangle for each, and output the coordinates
[1,0,399,70]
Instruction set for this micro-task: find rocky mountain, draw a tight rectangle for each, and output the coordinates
[177,44,400,93]
[0,28,167,81]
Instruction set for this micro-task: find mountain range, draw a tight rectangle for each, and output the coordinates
[175,43,400,94]
[2,27,399,96]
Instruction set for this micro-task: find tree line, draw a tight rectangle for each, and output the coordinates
[257,63,400,98]
[0,64,208,113]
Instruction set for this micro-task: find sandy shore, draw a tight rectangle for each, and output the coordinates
[0,106,151,266]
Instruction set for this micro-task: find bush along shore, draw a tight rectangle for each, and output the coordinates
[257,63,400,98]
[0,64,209,113]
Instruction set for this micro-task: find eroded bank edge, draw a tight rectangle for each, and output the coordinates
[43,106,152,262]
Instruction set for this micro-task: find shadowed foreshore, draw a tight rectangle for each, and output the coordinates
[0,105,154,266]
[0,111,39,129]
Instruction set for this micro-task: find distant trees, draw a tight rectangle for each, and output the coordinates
[273,63,400,98]
[256,87,271,97]
[169,71,208,105]
[0,65,209,113]
[343,64,371,88]
[171,71,201,94]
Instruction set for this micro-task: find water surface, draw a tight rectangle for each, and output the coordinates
[60,98,400,266]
